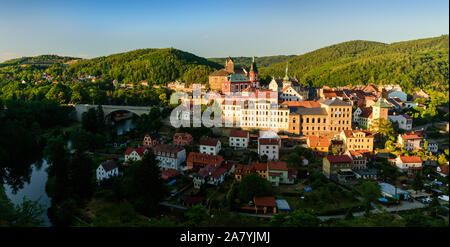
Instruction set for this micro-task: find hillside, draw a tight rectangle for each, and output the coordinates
[66,48,222,85]
[207,55,295,70]
[260,35,449,94]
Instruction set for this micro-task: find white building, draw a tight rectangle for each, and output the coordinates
[124,147,147,162]
[258,131,281,160]
[229,130,249,149]
[388,113,412,130]
[153,144,186,170]
[280,85,306,102]
[199,137,221,155]
[390,156,422,177]
[96,160,119,182]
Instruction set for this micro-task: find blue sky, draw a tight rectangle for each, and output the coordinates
[0,0,448,61]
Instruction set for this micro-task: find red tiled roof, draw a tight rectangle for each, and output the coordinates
[234,164,253,175]
[268,161,288,171]
[402,114,411,119]
[125,147,147,156]
[401,134,422,140]
[252,162,267,171]
[259,138,280,146]
[326,155,352,163]
[399,156,422,163]
[308,136,330,148]
[230,130,249,138]
[211,167,228,179]
[200,137,219,146]
[253,196,277,207]
[343,129,374,138]
[161,169,180,180]
[153,144,185,158]
[269,172,280,177]
[439,165,449,175]
[174,132,193,141]
[187,152,224,167]
[281,101,320,108]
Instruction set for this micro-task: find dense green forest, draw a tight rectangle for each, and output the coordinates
[207,55,295,70]
[259,35,449,94]
[65,48,221,85]
[0,36,448,106]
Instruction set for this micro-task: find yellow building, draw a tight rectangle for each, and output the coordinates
[340,130,374,152]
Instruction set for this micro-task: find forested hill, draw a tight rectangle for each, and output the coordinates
[207,55,295,70]
[0,55,80,80]
[65,48,222,85]
[259,35,449,94]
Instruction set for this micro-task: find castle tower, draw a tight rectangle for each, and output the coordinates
[225,56,235,73]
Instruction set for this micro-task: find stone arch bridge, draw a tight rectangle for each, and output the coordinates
[70,104,155,121]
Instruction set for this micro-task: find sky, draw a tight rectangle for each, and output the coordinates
[0,0,448,62]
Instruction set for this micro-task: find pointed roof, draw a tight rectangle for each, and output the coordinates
[373,97,391,108]
[283,63,290,82]
[250,56,258,73]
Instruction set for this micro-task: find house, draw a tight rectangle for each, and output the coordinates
[173,133,193,146]
[208,167,229,186]
[388,113,412,131]
[193,165,216,189]
[437,164,449,177]
[323,155,353,180]
[96,160,119,182]
[267,161,295,186]
[258,138,281,161]
[253,196,277,214]
[340,130,374,152]
[124,147,147,162]
[337,169,356,184]
[379,182,411,200]
[426,139,438,153]
[398,133,424,151]
[161,169,180,180]
[353,168,378,180]
[186,152,224,170]
[413,89,429,100]
[390,156,422,178]
[307,136,330,152]
[353,107,372,129]
[199,137,221,155]
[142,133,161,148]
[229,130,249,149]
[234,164,254,182]
[252,162,268,179]
[346,150,368,170]
[152,144,186,171]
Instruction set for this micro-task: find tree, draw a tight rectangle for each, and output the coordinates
[358,180,381,213]
[411,174,424,193]
[238,174,273,202]
[283,209,321,227]
[369,118,395,146]
[125,152,168,216]
[184,205,208,227]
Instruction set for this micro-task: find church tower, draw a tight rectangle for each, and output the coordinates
[372,97,390,120]
[249,56,259,87]
[282,63,291,88]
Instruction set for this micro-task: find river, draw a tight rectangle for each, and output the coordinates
[115,118,136,135]
[3,160,52,226]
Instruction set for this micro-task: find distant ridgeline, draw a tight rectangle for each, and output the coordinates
[259,35,449,94]
[0,35,448,94]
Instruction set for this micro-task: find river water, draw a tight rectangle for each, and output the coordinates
[3,160,52,226]
[2,120,136,227]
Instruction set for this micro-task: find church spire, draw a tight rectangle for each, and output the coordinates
[283,63,290,81]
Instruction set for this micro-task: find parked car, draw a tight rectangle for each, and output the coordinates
[418,197,432,204]
[438,195,449,202]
